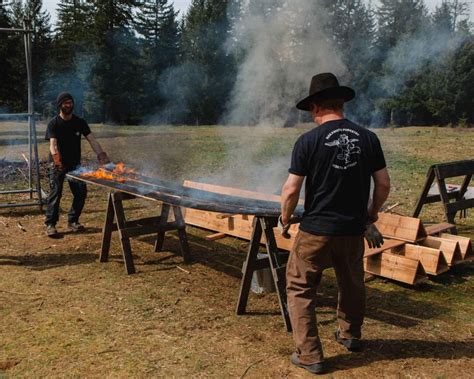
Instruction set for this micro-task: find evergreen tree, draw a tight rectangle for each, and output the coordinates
[321,0,377,125]
[85,0,142,123]
[432,1,455,33]
[48,0,95,117]
[376,0,428,50]
[135,0,180,117]
[0,4,22,111]
[23,0,53,110]
[175,0,235,124]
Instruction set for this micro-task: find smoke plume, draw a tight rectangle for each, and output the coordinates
[223,0,346,126]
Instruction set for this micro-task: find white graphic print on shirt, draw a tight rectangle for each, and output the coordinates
[324,128,361,170]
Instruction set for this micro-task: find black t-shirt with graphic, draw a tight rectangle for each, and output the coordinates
[289,119,386,236]
[45,115,91,169]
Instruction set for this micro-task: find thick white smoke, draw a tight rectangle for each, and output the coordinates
[223,0,347,126]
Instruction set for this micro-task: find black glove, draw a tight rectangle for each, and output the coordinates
[364,223,384,249]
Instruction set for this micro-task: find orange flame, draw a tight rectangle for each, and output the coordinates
[82,163,135,183]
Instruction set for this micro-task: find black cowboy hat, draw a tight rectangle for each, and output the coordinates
[296,73,355,111]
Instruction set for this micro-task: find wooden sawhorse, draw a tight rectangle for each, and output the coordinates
[100,191,192,274]
[236,216,292,332]
[413,160,474,234]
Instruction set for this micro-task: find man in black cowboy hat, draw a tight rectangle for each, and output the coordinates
[44,92,111,237]
[279,73,390,374]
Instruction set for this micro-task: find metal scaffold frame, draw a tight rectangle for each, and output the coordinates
[0,18,44,210]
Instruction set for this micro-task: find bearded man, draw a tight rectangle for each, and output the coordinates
[44,92,110,237]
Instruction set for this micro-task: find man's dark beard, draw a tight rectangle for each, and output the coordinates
[61,105,73,115]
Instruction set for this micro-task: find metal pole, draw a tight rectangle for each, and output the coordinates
[0,19,44,209]
[24,21,33,198]
[26,25,44,208]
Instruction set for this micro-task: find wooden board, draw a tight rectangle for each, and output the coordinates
[183,180,304,205]
[392,244,449,275]
[205,232,227,241]
[418,236,463,266]
[439,233,473,261]
[364,252,427,285]
[363,239,406,257]
[375,213,427,243]
[184,180,282,202]
[183,208,299,251]
[425,223,456,236]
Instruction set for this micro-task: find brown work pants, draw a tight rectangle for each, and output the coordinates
[286,230,365,364]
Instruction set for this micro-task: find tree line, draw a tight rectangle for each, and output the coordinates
[0,0,472,127]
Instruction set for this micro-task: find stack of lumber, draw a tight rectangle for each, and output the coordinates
[182,181,473,286]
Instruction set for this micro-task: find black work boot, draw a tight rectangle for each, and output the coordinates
[335,330,363,352]
[290,352,327,375]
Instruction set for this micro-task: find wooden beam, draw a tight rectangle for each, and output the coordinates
[425,223,455,236]
[393,244,449,275]
[183,180,304,204]
[375,212,427,242]
[364,252,427,285]
[363,239,406,257]
[418,236,463,266]
[440,233,473,261]
[205,232,227,241]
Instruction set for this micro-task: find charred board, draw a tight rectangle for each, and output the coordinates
[66,172,304,218]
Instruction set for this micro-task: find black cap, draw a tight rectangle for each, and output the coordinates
[56,92,74,108]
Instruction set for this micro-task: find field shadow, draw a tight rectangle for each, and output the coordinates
[61,227,102,236]
[428,264,473,285]
[0,252,97,270]
[327,338,473,372]
[316,275,449,328]
[137,232,245,278]
[0,207,44,217]
[135,231,451,328]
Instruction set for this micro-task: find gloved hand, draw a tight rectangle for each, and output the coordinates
[364,223,384,249]
[97,151,111,165]
[52,153,64,171]
[278,215,292,239]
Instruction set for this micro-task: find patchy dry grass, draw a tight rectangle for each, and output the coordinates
[0,123,473,377]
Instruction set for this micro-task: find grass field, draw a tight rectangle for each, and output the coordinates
[0,122,473,377]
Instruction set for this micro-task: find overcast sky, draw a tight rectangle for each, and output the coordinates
[42,0,472,25]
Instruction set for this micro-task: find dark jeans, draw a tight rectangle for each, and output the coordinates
[44,165,87,226]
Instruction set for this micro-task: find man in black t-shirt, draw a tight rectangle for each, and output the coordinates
[44,92,111,237]
[280,73,390,374]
